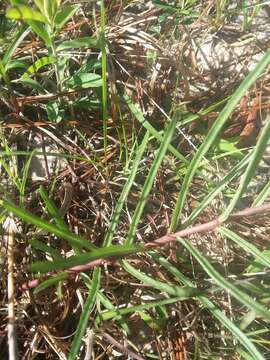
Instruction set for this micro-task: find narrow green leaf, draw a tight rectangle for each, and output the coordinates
[221,115,270,221]
[253,180,270,206]
[122,260,200,298]
[170,50,270,231]
[39,185,68,230]
[30,244,143,273]
[125,116,177,245]
[33,272,68,294]
[97,296,182,324]
[6,5,48,23]
[0,198,94,250]
[124,93,188,164]
[179,238,270,322]
[220,227,270,268]
[150,252,265,360]
[2,24,30,65]
[68,268,100,360]
[30,238,63,260]
[103,132,150,246]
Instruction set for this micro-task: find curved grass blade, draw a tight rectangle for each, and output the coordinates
[22,56,56,78]
[30,238,63,260]
[183,152,251,227]
[125,116,177,245]
[103,131,150,246]
[124,93,188,164]
[221,116,270,221]
[150,251,265,360]
[39,185,68,230]
[178,238,270,322]
[96,296,182,325]
[33,272,68,294]
[220,227,270,268]
[0,198,94,250]
[68,268,100,360]
[170,50,270,232]
[2,24,30,65]
[122,260,199,298]
[253,180,270,206]
[30,244,143,273]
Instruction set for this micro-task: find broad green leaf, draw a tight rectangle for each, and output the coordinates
[22,56,56,78]
[27,20,51,44]
[29,244,143,273]
[65,73,102,89]
[54,5,80,31]
[46,100,63,122]
[6,5,48,23]
[57,36,99,51]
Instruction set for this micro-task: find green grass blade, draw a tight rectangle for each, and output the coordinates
[103,131,150,246]
[124,93,188,164]
[221,115,270,221]
[39,185,68,230]
[122,260,200,298]
[150,252,265,360]
[220,227,270,268]
[178,238,270,322]
[183,152,251,227]
[30,244,143,273]
[19,150,36,206]
[0,198,94,250]
[68,268,100,360]
[125,116,177,245]
[252,180,270,206]
[30,238,63,260]
[100,0,108,154]
[170,50,270,231]
[33,272,68,294]
[2,24,29,65]
[97,296,182,324]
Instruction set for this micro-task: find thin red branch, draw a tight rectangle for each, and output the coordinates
[22,203,270,290]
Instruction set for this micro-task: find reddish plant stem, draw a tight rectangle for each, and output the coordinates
[22,203,270,290]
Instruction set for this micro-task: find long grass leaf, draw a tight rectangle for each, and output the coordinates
[103,131,150,246]
[170,50,270,231]
[124,93,188,164]
[221,116,270,221]
[220,227,270,268]
[68,268,100,360]
[150,252,265,360]
[0,198,94,250]
[122,260,199,298]
[125,116,177,245]
[30,244,143,273]
[178,238,270,321]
